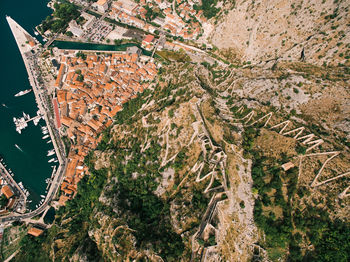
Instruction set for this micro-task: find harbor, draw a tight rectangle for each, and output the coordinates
[0,17,67,223]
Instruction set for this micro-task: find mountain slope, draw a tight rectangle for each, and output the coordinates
[211,0,350,66]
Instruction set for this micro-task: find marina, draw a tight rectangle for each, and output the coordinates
[13,110,43,134]
[0,15,67,223]
[0,0,54,213]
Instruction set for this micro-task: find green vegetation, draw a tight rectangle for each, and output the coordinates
[1,224,27,261]
[13,80,191,260]
[104,137,184,260]
[61,135,71,157]
[114,89,152,125]
[39,2,80,33]
[65,31,73,37]
[99,86,185,260]
[15,234,51,262]
[77,74,84,82]
[240,122,350,261]
[103,17,148,35]
[14,160,107,261]
[144,5,165,21]
[0,194,8,209]
[156,50,191,62]
[76,51,87,60]
[194,0,220,19]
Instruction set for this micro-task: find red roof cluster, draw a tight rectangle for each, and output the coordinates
[55,51,157,204]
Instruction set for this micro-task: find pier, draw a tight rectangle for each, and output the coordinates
[13,111,42,134]
[1,17,67,224]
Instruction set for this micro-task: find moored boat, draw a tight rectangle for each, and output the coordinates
[14,89,32,97]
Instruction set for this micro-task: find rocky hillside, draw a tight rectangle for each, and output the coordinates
[211,0,350,66]
[12,53,350,261]
[9,1,350,261]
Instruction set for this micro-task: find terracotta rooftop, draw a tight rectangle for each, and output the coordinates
[28,227,44,237]
[1,185,14,199]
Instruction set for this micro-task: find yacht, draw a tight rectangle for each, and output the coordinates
[14,89,32,97]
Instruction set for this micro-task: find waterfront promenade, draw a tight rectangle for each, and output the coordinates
[0,17,67,224]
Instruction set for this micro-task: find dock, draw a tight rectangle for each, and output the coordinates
[13,111,43,134]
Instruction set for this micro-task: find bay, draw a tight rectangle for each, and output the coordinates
[0,0,54,210]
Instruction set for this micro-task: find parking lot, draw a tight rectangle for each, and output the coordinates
[84,21,113,42]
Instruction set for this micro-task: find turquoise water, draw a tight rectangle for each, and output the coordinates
[0,0,54,209]
[51,40,153,56]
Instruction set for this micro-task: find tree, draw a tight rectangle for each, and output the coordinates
[0,194,8,208]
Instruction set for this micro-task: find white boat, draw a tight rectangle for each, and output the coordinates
[23,112,30,120]
[47,149,55,156]
[14,89,32,97]
[42,130,48,134]
[14,116,28,134]
[47,140,52,144]
[48,158,55,163]
[40,195,45,198]
[15,144,23,152]
[33,29,39,36]
[33,117,41,126]
[42,135,49,139]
